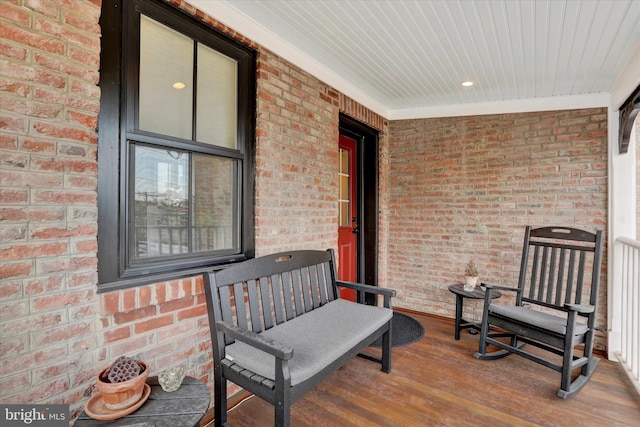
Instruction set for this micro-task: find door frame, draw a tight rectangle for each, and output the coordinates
[339,113,379,287]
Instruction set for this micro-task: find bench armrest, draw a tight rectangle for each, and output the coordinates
[337,281,396,308]
[564,303,595,314]
[216,321,293,360]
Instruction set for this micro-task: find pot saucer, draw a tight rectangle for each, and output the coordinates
[84,383,151,420]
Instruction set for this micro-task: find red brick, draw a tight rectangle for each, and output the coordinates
[122,288,136,311]
[157,321,196,343]
[0,59,66,88]
[1,77,30,97]
[0,22,65,54]
[139,286,152,307]
[23,275,64,295]
[20,137,56,153]
[72,238,98,253]
[0,40,27,60]
[102,292,119,315]
[103,326,131,344]
[32,289,92,312]
[110,333,155,357]
[114,306,156,325]
[35,52,99,83]
[31,322,91,348]
[23,0,59,18]
[32,121,97,143]
[0,261,32,279]
[67,109,98,128]
[33,190,96,205]
[1,312,64,338]
[159,297,193,314]
[177,304,207,321]
[0,371,30,394]
[0,3,30,25]
[134,314,174,334]
[0,133,18,149]
[0,242,67,260]
[30,224,97,240]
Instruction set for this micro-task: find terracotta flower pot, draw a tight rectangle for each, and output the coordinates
[463,275,478,291]
[96,360,149,410]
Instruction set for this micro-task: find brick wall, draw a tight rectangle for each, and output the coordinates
[0,0,385,420]
[387,109,609,349]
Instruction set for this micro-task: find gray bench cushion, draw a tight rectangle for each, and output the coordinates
[489,304,588,336]
[225,299,392,386]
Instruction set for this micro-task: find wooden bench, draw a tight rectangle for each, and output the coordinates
[204,249,396,427]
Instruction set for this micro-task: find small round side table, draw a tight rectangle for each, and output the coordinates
[448,284,501,340]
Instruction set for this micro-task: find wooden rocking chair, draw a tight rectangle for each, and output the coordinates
[474,226,604,398]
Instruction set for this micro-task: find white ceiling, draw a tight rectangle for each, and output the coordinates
[189,0,640,119]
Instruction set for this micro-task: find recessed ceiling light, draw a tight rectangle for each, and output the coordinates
[172,82,186,90]
[461,81,474,87]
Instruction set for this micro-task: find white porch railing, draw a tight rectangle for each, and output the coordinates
[614,236,640,395]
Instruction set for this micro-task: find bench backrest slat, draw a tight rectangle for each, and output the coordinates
[291,269,305,317]
[271,273,285,325]
[245,279,261,332]
[299,266,314,312]
[281,271,295,321]
[258,276,273,330]
[232,282,249,331]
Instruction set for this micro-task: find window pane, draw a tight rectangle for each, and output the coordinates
[133,145,189,258]
[196,43,238,148]
[193,154,238,251]
[132,145,238,260]
[139,15,193,139]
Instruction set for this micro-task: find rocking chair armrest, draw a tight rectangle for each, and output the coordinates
[564,303,595,314]
[481,282,521,293]
[337,281,396,308]
[216,321,294,360]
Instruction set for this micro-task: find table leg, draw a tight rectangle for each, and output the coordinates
[454,294,463,340]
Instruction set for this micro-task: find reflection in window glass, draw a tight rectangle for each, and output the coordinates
[197,44,238,148]
[193,153,237,252]
[132,145,238,259]
[139,16,193,139]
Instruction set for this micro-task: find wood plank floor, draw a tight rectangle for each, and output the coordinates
[213,312,640,426]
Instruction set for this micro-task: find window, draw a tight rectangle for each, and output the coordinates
[98,0,255,291]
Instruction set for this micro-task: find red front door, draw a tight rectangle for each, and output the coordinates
[338,134,357,301]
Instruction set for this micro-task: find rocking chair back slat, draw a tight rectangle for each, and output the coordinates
[565,250,576,305]
[554,248,566,306]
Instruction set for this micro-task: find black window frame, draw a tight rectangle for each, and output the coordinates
[98,0,255,292]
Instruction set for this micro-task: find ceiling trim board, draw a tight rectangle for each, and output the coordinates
[390,92,611,120]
